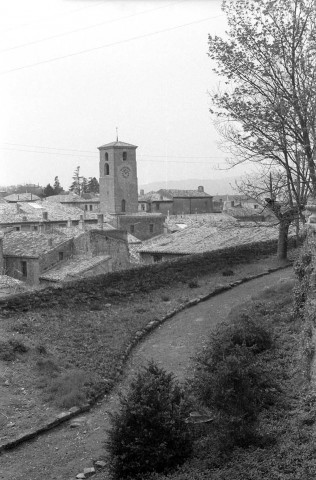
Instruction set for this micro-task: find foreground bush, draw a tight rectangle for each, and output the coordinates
[107,362,192,479]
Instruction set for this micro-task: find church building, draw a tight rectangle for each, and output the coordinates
[98,139,165,240]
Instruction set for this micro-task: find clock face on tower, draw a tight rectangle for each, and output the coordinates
[120,166,131,178]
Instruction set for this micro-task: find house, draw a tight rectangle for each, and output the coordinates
[138,221,281,264]
[113,212,166,241]
[0,201,105,232]
[138,187,213,215]
[45,193,100,212]
[2,227,130,286]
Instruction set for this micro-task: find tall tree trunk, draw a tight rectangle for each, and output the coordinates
[277,219,290,260]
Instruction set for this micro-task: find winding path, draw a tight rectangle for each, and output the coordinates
[0,267,293,480]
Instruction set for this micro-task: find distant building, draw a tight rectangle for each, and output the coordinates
[0,201,104,232]
[138,186,213,215]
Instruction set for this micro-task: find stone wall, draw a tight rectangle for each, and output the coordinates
[0,237,297,312]
[173,197,213,215]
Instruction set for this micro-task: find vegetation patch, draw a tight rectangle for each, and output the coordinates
[107,362,192,479]
[144,277,316,480]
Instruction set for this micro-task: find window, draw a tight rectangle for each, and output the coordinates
[15,226,21,231]
[105,152,108,161]
[156,203,160,210]
[21,261,27,277]
[59,252,64,261]
[33,225,38,231]
[130,224,135,233]
[153,254,162,263]
[141,204,145,211]
[89,205,93,211]
[104,163,110,175]
[85,205,88,211]
[149,224,154,233]
[121,199,126,212]
[254,204,258,209]
[122,151,127,161]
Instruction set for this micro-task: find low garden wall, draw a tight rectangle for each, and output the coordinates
[0,237,297,312]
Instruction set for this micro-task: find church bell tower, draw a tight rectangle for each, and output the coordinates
[98,140,138,214]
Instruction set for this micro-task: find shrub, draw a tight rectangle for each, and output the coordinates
[43,368,103,409]
[107,362,192,479]
[188,279,199,288]
[193,317,274,447]
[0,339,29,361]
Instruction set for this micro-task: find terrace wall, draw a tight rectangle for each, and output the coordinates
[0,237,298,311]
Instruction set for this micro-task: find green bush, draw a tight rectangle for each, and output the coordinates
[107,362,192,479]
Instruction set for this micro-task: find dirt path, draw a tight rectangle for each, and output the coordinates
[0,268,294,480]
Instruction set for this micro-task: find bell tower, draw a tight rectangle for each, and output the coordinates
[98,140,138,214]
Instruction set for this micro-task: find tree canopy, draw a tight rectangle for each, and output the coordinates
[209,0,316,197]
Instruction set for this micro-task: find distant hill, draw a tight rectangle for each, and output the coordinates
[139,176,241,195]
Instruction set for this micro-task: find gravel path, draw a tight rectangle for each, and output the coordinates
[0,267,294,480]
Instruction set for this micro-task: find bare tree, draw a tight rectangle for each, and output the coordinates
[208,0,316,257]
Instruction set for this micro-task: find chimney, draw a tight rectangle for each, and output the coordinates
[16,203,22,214]
[0,232,4,274]
[198,186,204,192]
[140,189,144,196]
[79,214,84,230]
[97,213,104,229]
[43,211,48,220]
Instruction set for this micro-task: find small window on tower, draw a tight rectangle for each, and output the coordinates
[121,199,126,212]
[105,163,110,175]
[123,151,127,161]
[105,152,108,161]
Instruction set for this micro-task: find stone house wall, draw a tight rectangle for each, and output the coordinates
[116,215,165,241]
[172,197,213,215]
[4,256,40,286]
[89,230,130,271]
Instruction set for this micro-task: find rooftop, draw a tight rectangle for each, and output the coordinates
[4,193,40,202]
[98,140,137,149]
[157,189,212,199]
[3,230,84,258]
[139,221,282,256]
[0,201,99,224]
[39,255,111,282]
[46,194,99,203]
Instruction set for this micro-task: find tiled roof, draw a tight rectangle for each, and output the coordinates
[139,191,173,202]
[139,222,282,256]
[3,230,84,257]
[98,141,137,149]
[46,194,99,203]
[0,201,98,224]
[4,193,40,202]
[0,275,25,288]
[39,255,111,282]
[157,189,212,198]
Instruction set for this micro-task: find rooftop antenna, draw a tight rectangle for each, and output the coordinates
[116,127,118,142]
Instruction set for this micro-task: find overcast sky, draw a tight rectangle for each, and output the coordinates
[0,0,248,190]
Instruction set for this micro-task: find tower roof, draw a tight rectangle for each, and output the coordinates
[98,141,137,149]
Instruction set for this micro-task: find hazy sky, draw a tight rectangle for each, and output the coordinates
[0,0,248,189]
